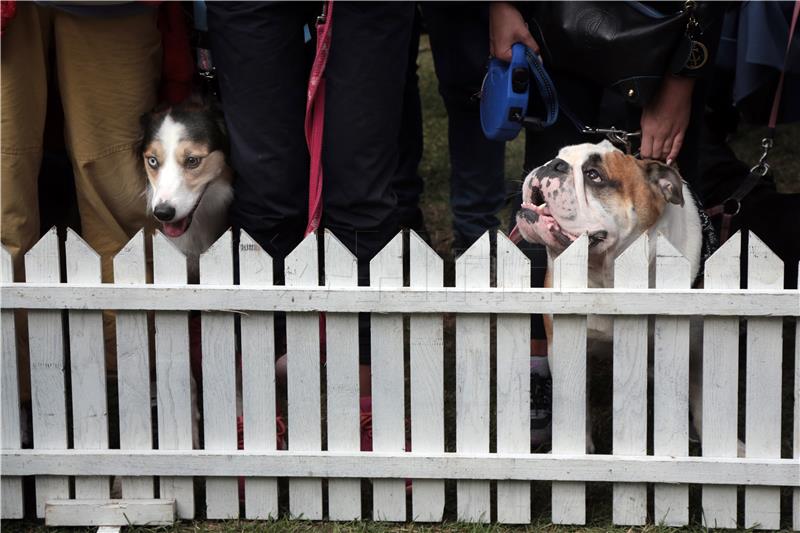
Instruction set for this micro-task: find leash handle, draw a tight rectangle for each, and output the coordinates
[522,47,559,129]
[304,0,334,237]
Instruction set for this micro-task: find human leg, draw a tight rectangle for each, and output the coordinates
[422,1,506,252]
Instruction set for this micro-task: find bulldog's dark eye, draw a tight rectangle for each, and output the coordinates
[146,156,159,169]
[586,169,603,183]
[185,156,201,169]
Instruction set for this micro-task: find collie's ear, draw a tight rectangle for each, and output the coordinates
[645,161,684,206]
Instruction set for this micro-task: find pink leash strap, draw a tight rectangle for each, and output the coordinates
[304,0,334,237]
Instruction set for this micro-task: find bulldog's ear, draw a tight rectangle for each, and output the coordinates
[645,161,684,206]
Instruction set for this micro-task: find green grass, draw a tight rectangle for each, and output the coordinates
[4,35,799,533]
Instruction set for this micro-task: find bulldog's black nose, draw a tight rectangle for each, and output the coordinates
[548,158,570,174]
[153,203,175,221]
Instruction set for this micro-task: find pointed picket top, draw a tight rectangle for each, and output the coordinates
[324,229,357,287]
[655,233,690,288]
[369,232,403,290]
[496,231,529,290]
[409,230,443,289]
[65,228,101,284]
[1,245,13,283]
[748,231,783,290]
[613,233,649,289]
[552,233,588,290]
[704,230,741,290]
[25,227,60,283]
[285,232,318,286]
[238,231,272,286]
[200,230,233,285]
[455,231,490,289]
[153,231,187,284]
[114,230,146,285]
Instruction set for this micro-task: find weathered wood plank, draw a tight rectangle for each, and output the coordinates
[113,231,153,499]
[285,234,322,520]
[455,233,491,523]
[4,285,797,317]
[324,230,361,521]
[701,232,740,529]
[44,499,174,526]
[5,449,798,485]
[153,233,194,519]
[25,228,69,517]
[495,232,531,524]
[611,233,648,526]
[551,234,588,525]
[653,234,690,526]
[370,233,406,521]
[0,245,23,518]
[744,233,783,530]
[238,231,278,519]
[199,231,238,518]
[65,229,109,499]
[795,265,800,532]
[409,231,445,522]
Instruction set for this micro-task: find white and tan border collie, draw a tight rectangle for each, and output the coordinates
[139,103,233,275]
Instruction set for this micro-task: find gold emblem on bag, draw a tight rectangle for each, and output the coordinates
[686,40,708,70]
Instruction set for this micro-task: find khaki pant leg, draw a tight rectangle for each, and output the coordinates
[54,8,161,279]
[1,3,51,278]
[1,5,53,407]
[54,10,161,373]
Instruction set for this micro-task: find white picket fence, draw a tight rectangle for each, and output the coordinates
[1,227,798,528]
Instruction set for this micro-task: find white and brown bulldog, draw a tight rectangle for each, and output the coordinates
[515,140,706,452]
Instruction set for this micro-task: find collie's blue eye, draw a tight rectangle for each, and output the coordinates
[185,156,201,169]
[147,156,159,169]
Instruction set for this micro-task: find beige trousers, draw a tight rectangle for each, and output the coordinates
[1,4,162,402]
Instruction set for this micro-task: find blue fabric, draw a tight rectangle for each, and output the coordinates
[717,1,800,121]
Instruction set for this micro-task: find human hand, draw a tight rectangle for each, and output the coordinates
[489,1,540,62]
[640,74,695,164]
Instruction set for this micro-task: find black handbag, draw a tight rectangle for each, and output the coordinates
[525,1,708,106]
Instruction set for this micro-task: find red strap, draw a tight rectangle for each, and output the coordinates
[768,0,800,129]
[304,0,334,237]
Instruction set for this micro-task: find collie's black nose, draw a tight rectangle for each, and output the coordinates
[153,203,175,221]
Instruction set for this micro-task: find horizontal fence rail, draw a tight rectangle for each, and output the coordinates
[2,285,797,316]
[1,227,798,529]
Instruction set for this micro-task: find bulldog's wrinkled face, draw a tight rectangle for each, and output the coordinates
[516,141,684,255]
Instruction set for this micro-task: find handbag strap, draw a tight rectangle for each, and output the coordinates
[304,0,334,237]
[706,0,800,243]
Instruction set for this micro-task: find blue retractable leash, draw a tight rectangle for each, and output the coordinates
[480,43,558,141]
[480,43,641,154]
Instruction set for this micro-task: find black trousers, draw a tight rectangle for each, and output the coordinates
[207,1,415,264]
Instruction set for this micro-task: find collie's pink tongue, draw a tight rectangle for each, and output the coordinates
[163,217,189,238]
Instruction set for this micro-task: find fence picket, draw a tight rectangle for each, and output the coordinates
[653,234,690,526]
[612,233,648,525]
[324,230,361,520]
[65,230,109,499]
[701,231,741,528]
[153,233,194,519]
[199,231,238,518]
[551,234,588,525]
[795,265,800,532]
[285,234,322,520]
[409,231,445,522]
[370,233,406,521]
[25,228,69,516]
[0,245,23,518]
[495,232,531,524]
[113,231,153,499]
[455,232,491,522]
[238,231,278,519]
[744,232,783,530]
